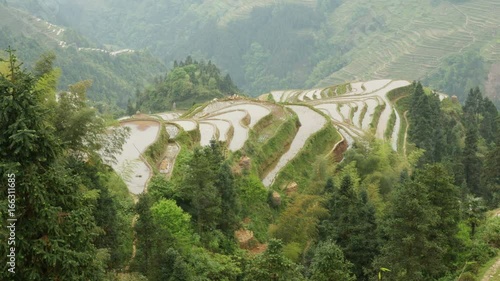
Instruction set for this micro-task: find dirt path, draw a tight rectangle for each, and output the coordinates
[124,214,138,271]
[482,257,500,281]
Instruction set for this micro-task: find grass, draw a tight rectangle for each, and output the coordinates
[358,103,368,127]
[181,101,210,118]
[370,103,386,130]
[350,105,358,121]
[335,83,351,96]
[384,110,396,139]
[397,98,410,154]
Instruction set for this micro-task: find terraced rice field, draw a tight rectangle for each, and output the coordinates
[172,120,197,131]
[263,79,411,152]
[373,81,411,139]
[158,112,181,120]
[271,91,285,102]
[165,124,179,139]
[199,122,217,146]
[316,104,344,122]
[339,104,351,121]
[262,105,327,187]
[210,110,249,151]
[203,119,231,141]
[362,98,379,130]
[317,0,500,87]
[112,121,160,194]
[221,103,271,128]
[159,143,180,177]
[351,101,365,127]
[110,79,422,192]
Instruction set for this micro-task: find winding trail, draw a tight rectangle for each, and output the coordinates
[482,257,500,281]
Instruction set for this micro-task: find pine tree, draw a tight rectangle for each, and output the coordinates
[217,162,240,237]
[375,176,439,281]
[244,239,305,281]
[482,119,500,205]
[415,164,461,272]
[133,194,155,275]
[318,175,379,280]
[463,113,482,195]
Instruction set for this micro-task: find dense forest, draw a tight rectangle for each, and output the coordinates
[1,47,500,280]
[0,49,134,280]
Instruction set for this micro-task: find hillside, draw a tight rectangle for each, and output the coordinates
[3,1,500,280]
[113,79,445,194]
[0,3,165,113]
[6,0,500,105]
[2,45,500,280]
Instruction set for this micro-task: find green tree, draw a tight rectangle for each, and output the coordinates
[307,240,356,281]
[408,82,446,163]
[33,51,56,79]
[244,239,304,281]
[157,248,193,281]
[463,113,482,195]
[318,175,379,280]
[0,49,107,280]
[415,164,461,271]
[150,199,195,247]
[133,194,156,275]
[482,121,500,205]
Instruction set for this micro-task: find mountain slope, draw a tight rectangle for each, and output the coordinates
[6,0,500,106]
[0,4,165,112]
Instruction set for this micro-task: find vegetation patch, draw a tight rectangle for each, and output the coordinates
[370,103,386,130]
[384,110,397,139]
[396,96,412,153]
[244,111,300,177]
[336,83,351,96]
[350,105,358,121]
[359,103,368,126]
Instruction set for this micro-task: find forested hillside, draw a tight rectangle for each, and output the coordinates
[2,0,500,279]
[134,57,240,113]
[5,0,500,106]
